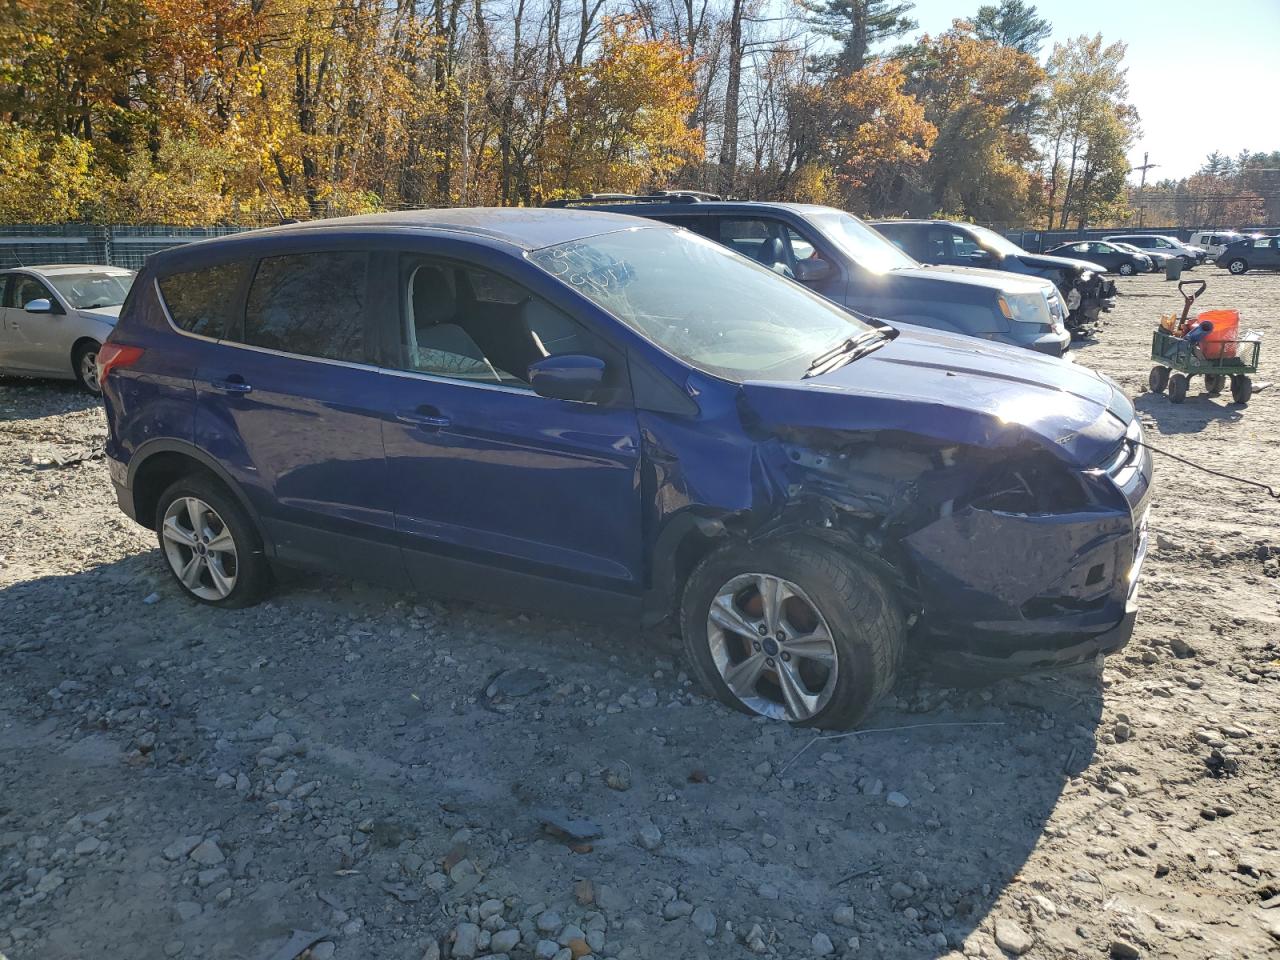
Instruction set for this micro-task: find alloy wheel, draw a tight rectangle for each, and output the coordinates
[705,573,838,722]
[80,350,101,392]
[161,497,239,600]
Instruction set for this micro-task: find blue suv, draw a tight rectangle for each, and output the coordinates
[101,209,1152,728]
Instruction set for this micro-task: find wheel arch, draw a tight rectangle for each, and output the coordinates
[127,440,273,552]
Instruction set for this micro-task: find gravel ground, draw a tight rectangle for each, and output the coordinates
[2,269,1278,960]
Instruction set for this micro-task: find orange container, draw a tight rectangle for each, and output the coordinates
[1196,309,1239,359]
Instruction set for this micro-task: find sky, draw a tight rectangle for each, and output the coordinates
[901,0,1280,182]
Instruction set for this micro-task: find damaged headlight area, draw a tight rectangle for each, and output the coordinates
[767,427,1147,673]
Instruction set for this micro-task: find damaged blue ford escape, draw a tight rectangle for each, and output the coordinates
[100,209,1152,729]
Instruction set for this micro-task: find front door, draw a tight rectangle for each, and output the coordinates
[1,272,61,373]
[183,249,402,583]
[376,251,643,614]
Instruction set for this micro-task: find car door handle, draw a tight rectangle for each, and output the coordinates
[396,406,450,429]
[210,378,253,394]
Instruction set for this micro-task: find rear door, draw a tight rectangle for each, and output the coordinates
[189,247,402,583]
[374,247,644,611]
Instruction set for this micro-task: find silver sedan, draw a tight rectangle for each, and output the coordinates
[0,264,136,393]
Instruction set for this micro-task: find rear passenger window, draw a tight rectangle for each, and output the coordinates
[158,262,245,337]
[235,252,367,361]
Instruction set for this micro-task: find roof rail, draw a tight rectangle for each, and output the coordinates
[545,190,722,208]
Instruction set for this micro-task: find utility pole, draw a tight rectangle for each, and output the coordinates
[1131,152,1159,227]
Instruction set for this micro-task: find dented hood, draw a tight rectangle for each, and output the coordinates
[741,325,1132,466]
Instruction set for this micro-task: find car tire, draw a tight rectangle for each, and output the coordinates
[1168,373,1188,403]
[1118,263,1135,276]
[1231,375,1253,405]
[1148,366,1169,393]
[1227,258,1248,274]
[154,474,272,608]
[679,538,904,730]
[1204,373,1225,394]
[72,340,102,394]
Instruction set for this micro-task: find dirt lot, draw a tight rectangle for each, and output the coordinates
[2,269,1279,960]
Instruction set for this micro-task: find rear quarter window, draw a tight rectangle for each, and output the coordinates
[158,261,248,337]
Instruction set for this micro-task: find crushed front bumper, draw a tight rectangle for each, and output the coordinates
[911,437,1151,678]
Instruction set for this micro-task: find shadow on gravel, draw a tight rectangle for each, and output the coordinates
[1,554,1104,960]
[1135,391,1246,433]
[0,376,102,420]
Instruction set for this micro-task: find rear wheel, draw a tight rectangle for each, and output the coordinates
[1228,258,1248,275]
[154,475,271,608]
[1231,375,1253,405]
[1168,373,1188,403]
[680,539,904,730]
[1148,366,1169,393]
[1204,373,1226,394]
[72,340,102,394]
[1118,262,1135,276]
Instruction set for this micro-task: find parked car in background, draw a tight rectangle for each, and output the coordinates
[1103,234,1206,268]
[1045,240,1152,276]
[1188,231,1247,259]
[869,219,1116,334]
[1110,241,1177,272]
[100,209,1152,729]
[1215,236,1280,274]
[0,264,135,393]
[547,195,1070,355]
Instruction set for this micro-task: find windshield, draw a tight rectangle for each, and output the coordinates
[47,271,135,309]
[967,224,1026,257]
[813,212,917,272]
[529,227,876,381]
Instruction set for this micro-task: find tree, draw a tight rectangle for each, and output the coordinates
[899,22,1044,223]
[784,61,934,210]
[547,17,704,196]
[1040,34,1138,229]
[971,0,1051,56]
[799,0,917,75]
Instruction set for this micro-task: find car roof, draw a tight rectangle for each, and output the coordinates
[554,199,843,217]
[145,208,670,270]
[1,264,133,275]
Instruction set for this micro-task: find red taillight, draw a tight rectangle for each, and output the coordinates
[97,343,145,381]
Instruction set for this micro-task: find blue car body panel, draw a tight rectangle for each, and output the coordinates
[101,209,1152,673]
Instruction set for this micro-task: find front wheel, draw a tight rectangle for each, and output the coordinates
[72,340,102,394]
[154,475,272,608]
[1168,373,1189,403]
[1118,262,1135,276]
[1204,373,1226,394]
[1227,258,1248,275]
[680,539,904,730]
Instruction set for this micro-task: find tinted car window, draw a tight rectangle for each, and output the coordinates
[158,262,246,337]
[235,252,367,361]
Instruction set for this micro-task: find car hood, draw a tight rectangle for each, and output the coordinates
[741,325,1131,466]
[77,305,122,324]
[919,264,1055,293]
[1012,252,1098,275]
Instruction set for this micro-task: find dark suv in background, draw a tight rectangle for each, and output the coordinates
[870,219,1117,334]
[548,194,1071,356]
[99,209,1152,729]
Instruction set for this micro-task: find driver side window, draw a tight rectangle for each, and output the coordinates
[394,256,613,392]
[7,275,54,310]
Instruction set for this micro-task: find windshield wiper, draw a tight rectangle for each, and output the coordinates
[804,329,888,377]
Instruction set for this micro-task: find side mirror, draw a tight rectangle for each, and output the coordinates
[24,298,52,314]
[794,258,832,283]
[528,354,606,402]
